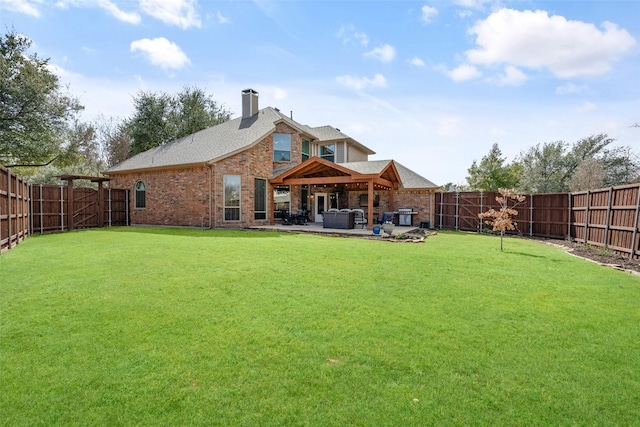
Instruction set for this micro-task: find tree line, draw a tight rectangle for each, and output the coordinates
[0,31,231,184]
[458,133,640,193]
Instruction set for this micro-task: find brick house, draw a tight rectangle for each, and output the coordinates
[106,89,439,229]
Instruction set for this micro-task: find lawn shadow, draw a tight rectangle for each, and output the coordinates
[504,250,546,259]
[103,226,285,239]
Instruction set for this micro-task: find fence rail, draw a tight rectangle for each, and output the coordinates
[437,183,640,259]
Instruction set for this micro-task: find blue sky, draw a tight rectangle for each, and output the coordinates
[2,0,639,185]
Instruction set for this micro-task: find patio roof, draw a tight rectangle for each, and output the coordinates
[269,156,400,191]
[270,157,405,228]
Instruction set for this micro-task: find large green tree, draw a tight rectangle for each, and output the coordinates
[127,86,231,157]
[466,143,521,191]
[518,134,639,193]
[0,31,83,166]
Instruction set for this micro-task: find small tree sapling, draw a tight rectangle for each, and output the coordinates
[478,188,526,251]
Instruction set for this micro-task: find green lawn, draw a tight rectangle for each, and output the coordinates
[1,228,639,426]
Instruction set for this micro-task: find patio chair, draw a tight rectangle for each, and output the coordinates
[353,208,367,229]
[378,212,395,225]
[339,208,352,212]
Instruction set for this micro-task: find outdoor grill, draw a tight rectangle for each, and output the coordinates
[398,208,415,226]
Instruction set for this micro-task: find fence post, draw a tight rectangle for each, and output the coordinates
[604,186,613,249]
[67,179,74,231]
[479,191,483,232]
[455,190,459,231]
[29,184,33,236]
[438,190,443,230]
[630,184,640,260]
[583,190,590,246]
[567,193,572,241]
[108,188,112,226]
[7,169,12,251]
[529,194,534,237]
[39,185,43,234]
[60,185,64,231]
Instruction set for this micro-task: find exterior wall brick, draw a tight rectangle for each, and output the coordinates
[109,167,210,227]
[109,122,307,228]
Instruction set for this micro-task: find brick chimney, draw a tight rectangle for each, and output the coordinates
[242,88,259,118]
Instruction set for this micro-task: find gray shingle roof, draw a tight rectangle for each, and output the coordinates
[105,107,430,189]
[343,160,439,189]
[107,107,290,173]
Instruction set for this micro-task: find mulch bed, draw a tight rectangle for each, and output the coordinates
[537,239,640,275]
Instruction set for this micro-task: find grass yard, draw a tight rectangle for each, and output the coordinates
[1,228,639,426]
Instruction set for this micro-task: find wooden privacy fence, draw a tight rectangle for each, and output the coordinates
[569,184,640,259]
[1,165,30,253]
[30,184,129,234]
[1,165,129,254]
[436,184,640,259]
[436,191,569,238]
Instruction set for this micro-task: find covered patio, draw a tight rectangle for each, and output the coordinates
[270,157,404,230]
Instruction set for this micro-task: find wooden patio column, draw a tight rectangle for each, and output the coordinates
[367,180,374,229]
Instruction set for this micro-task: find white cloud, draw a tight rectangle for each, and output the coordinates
[556,83,588,95]
[408,57,425,67]
[336,24,368,47]
[130,37,190,70]
[336,74,387,91]
[216,10,229,24]
[421,5,438,23]
[465,8,637,78]
[265,87,287,101]
[453,0,492,8]
[97,0,140,23]
[1,0,41,16]
[46,62,81,79]
[55,0,140,23]
[364,44,396,63]
[140,0,201,29]
[447,64,482,81]
[354,31,369,47]
[437,115,463,138]
[577,101,596,112]
[494,65,527,86]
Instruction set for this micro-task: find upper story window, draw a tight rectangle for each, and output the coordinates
[302,139,310,162]
[135,181,146,209]
[274,133,291,162]
[320,144,335,163]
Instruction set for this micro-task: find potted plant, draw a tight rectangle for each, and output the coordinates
[382,221,395,235]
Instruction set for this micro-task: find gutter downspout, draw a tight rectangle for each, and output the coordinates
[207,164,213,229]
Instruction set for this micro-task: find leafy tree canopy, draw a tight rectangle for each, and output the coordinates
[466,143,522,191]
[0,30,83,167]
[518,134,639,193]
[127,86,231,157]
